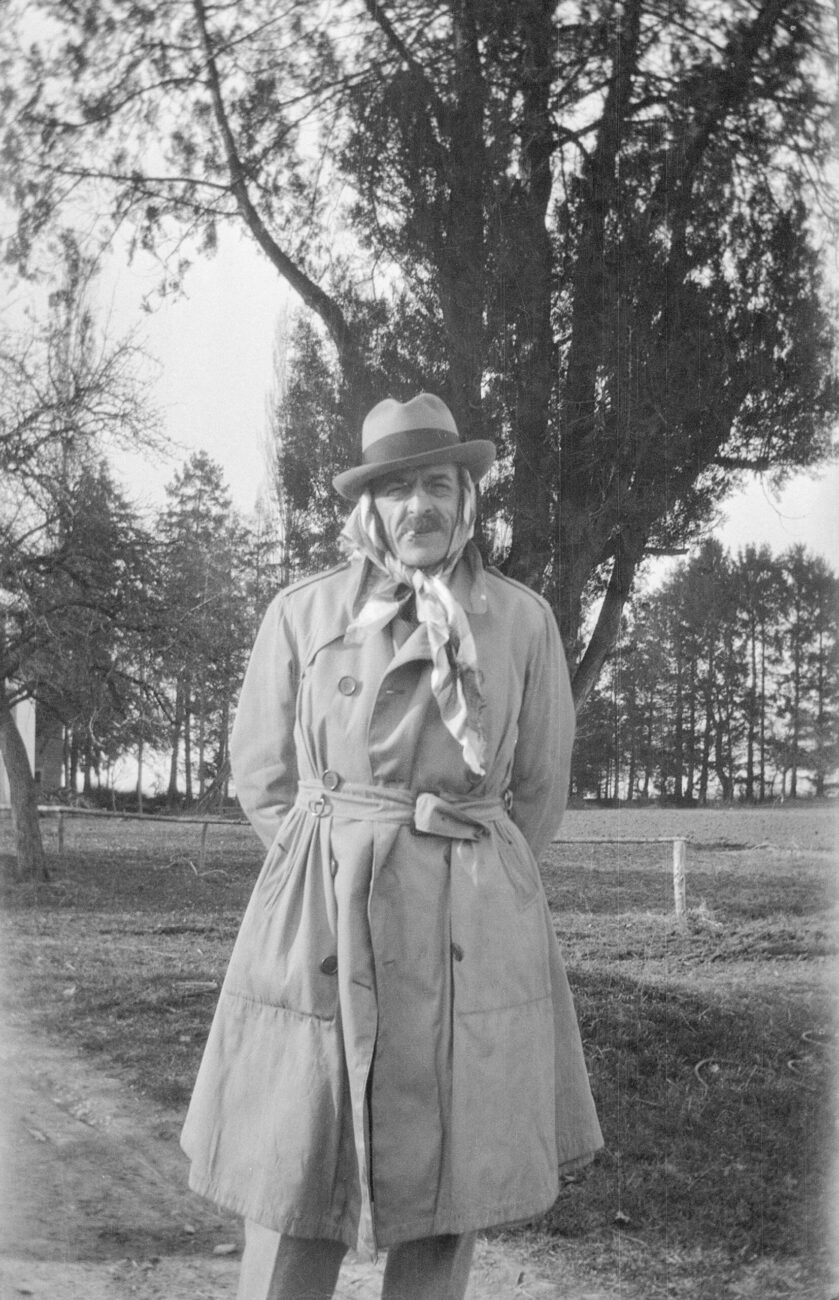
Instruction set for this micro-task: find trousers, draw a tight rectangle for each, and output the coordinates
[236,1220,477,1300]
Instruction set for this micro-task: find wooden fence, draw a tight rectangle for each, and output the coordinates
[27,806,690,924]
[32,805,245,875]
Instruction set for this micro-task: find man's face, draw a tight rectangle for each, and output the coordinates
[371,462,460,569]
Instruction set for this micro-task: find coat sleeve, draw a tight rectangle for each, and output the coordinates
[230,594,300,849]
[509,601,576,862]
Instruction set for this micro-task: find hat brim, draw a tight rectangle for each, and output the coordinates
[333,440,496,501]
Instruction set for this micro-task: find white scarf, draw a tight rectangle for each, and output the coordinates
[339,478,487,775]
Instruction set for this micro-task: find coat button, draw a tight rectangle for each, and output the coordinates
[322,769,341,790]
[451,942,464,962]
[338,675,359,696]
[320,955,338,975]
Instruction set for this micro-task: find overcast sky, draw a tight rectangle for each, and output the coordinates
[97,228,839,573]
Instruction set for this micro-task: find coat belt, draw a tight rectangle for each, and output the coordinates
[295,779,509,842]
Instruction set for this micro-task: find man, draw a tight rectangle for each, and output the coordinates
[181,394,602,1299]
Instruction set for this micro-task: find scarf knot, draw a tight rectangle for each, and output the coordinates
[340,486,487,776]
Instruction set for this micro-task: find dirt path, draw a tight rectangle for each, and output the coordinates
[0,1014,624,1300]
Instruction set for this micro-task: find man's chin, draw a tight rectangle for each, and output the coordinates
[395,538,449,568]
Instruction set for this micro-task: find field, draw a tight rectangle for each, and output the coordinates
[1,804,836,1299]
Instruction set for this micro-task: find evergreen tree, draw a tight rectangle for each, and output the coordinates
[3,0,836,700]
[156,452,253,806]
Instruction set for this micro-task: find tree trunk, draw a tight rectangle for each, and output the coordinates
[699,692,714,806]
[168,677,184,806]
[572,539,642,707]
[745,616,757,801]
[759,631,767,802]
[218,691,230,810]
[0,691,48,883]
[686,661,697,803]
[197,682,206,800]
[184,679,193,806]
[674,635,684,804]
[626,700,637,803]
[500,0,555,595]
[68,730,79,793]
[642,691,654,799]
[814,628,827,798]
[557,0,643,651]
[136,734,144,814]
[789,644,801,800]
[714,713,733,801]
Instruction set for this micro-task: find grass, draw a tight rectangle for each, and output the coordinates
[1,805,836,1298]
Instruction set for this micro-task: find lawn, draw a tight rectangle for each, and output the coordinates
[1,804,836,1299]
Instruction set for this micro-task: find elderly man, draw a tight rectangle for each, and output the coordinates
[181,394,602,1300]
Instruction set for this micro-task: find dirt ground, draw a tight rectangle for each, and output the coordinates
[0,1013,627,1300]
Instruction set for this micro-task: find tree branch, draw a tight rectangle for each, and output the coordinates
[659,0,790,206]
[572,527,645,708]
[191,0,361,371]
[361,0,448,125]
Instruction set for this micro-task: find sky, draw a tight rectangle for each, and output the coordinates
[97,227,839,575]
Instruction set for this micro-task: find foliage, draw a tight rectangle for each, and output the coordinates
[152,451,281,806]
[18,460,160,792]
[266,317,348,580]
[0,246,162,877]
[2,1,837,700]
[575,542,839,801]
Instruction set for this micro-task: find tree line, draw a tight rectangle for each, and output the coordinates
[2,0,837,705]
[2,263,836,886]
[574,540,839,804]
[3,1,838,879]
[0,259,283,878]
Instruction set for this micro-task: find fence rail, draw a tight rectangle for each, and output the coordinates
[553,836,688,922]
[11,806,692,923]
[28,805,245,874]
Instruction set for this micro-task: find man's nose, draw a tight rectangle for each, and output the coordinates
[406,485,434,513]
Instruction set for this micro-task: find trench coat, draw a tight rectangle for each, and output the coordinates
[180,542,602,1257]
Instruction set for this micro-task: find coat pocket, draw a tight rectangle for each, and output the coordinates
[495,819,542,908]
[259,840,296,910]
[225,820,339,1022]
[450,832,552,1014]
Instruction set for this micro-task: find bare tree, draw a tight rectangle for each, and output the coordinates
[0,247,162,879]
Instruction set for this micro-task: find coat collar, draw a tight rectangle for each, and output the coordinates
[349,539,489,621]
[297,543,490,670]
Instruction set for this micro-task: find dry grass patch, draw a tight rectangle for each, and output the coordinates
[2,805,836,1298]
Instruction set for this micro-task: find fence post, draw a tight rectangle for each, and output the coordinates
[673,838,687,924]
[58,810,65,858]
[198,821,209,874]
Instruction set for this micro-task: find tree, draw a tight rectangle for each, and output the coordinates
[775,546,839,798]
[266,318,349,582]
[20,460,157,798]
[580,542,839,802]
[0,249,162,879]
[733,546,785,801]
[3,0,837,701]
[156,451,253,806]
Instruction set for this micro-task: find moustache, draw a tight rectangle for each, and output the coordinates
[398,513,445,537]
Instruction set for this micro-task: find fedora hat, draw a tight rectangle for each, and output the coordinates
[333,393,496,500]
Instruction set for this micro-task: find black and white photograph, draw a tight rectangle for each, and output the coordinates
[1,3,837,1297]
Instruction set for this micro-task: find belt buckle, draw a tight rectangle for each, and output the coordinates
[309,794,330,818]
